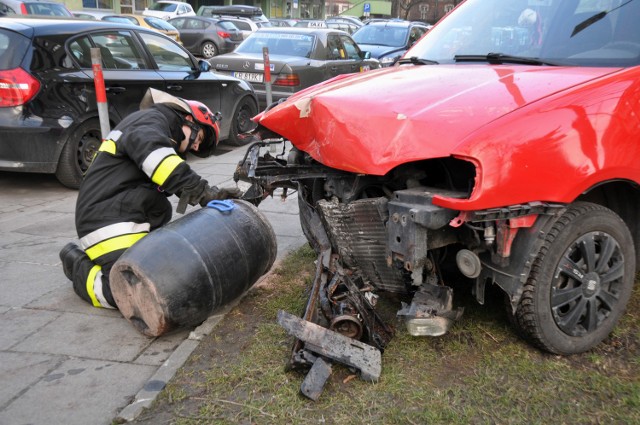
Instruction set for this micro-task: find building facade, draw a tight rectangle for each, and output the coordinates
[64,0,459,23]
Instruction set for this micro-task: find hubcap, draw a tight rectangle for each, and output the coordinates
[551,231,624,336]
[582,272,600,297]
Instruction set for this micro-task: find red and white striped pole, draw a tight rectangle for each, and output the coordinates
[90,48,110,140]
[262,46,272,107]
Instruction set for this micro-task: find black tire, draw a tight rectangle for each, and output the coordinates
[226,97,258,146]
[201,41,218,59]
[55,118,102,189]
[512,202,635,354]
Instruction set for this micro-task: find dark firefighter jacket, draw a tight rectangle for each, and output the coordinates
[75,104,203,266]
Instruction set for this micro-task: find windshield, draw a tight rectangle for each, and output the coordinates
[353,25,409,47]
[150,2,177,12]
[408,0,640,67]
[236,32,314,57]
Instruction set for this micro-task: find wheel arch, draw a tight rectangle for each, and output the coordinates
[577,179,640,271]
[53,111,120,165]
[476,180,640,312]
[219,92,259,142]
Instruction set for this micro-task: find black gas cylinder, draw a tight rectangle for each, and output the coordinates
[109,200,277,337]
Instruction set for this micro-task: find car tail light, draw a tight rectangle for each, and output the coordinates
[273,74,300,87]
[0,68,41,107]
[20,3,27,13]
[217,30,231,38]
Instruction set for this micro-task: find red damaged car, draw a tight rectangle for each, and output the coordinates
[236,0,640,378]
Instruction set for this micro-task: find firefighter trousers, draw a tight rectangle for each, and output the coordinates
[69,250,119,309]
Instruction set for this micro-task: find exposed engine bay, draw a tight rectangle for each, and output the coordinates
[235,132,564,399]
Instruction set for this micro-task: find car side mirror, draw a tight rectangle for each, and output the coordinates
[360,51,371,60]
[198,59,211,72]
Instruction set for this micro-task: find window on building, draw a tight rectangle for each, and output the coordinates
[419,4,429,20]
[82,0,114,10]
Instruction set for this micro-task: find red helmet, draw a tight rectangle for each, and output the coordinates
[140,88,221,157]
[182,99,221,157]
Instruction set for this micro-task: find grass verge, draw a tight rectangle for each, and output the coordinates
[132,244,640,425]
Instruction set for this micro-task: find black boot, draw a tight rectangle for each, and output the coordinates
[59,242,87,280]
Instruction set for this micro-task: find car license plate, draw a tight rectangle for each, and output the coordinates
[233,72,263,83]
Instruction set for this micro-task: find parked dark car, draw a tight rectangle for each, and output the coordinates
[0,18,258,188]
[209,27,379,108]
[352,19,430,66]
[168,15,243,58]
[0,0,71,16]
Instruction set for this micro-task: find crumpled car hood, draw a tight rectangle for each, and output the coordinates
[256,64,617,176]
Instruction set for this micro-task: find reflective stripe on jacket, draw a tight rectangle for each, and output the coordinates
[75,104,203,239]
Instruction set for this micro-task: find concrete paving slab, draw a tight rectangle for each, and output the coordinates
[12,312,153,361]
[133,328,191,366]
[0,234,73,265]
[12,213,77,238]
[0,352,63,407]
[0,261,65,307]
[0,357,156,425]
[0,204,75,233]
[261,210,303,238]
[26,284,126,317]
[274,235,309,260]
[0,308,61,350]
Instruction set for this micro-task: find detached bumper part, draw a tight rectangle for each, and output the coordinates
[277,310,382,400]
[397,284,464,337]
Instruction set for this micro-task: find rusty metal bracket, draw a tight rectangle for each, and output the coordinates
[277,310,382,382]
[300,356,333,401]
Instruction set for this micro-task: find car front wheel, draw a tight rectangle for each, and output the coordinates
[512,202,635,354]
[201,41,218,59]
[55,118,102,189]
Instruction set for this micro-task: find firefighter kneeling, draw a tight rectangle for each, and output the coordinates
[59,88,241,310]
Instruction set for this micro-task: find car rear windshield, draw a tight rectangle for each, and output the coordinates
[353,25,408,47]
[24,2,72,16]
[218,21,240,31]
[0,29,30,69]
[236,32,315,57]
